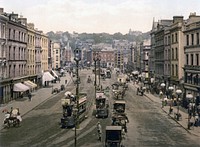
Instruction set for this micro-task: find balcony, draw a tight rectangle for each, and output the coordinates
[184,65,200,70]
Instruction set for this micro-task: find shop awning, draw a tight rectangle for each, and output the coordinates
[13,83,30,92]
[184,85,198,91]
[24,80,37,88]
[42,72,55,85]
[51,70,59,78]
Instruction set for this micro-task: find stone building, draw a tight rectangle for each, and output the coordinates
[35,30,42,87]
[183,13,200,99]
[27,23,36,77]
[169,16,185,87]
[41,32,48,72]
[0,8,49,104]
[52,42,61,69]
[101,47,115,68]
[0,8,8,104]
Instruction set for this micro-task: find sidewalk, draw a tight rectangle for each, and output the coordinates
[130,82,200,137]
[144,92,200,137]
[0,73,72,129]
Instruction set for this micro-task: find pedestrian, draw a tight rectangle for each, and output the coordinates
[65,79,67,84]
[28,92,32,101]
[97,122,102,141]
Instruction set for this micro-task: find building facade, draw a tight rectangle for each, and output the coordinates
[0,8,49,104]
[41,33,48,72]
[52,42,61,69]
[169,16,185,87]
[183,13,200,100]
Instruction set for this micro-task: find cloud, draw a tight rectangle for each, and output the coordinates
[1,0,200,34]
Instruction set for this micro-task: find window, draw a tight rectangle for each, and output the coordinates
[19,47,20,60]
[176,64,178,77]
[19,31,20,41]
[22,32,24,42]
[2,24,5,38]
[13,30,15,40]
[56,55,58,61]
[172,48,174,60]
[14,65,16,77]
[191,54,194,65]
[175,48,178,59]
[56,49,58,54]
[9,46,11,60]
[175,33,178,42]
[191,34,194,45]
[165,37,167,45]
[197,33,199,45]
[186,35,189,45]
[168,36,171,44]
[13,47,15,60]
[9,29,11,39]
[196,54,199,66]
[172,34,174,43]
[9,65,11,77]
[186,54,189,65]
[172,64,174,76]
[168,49,170,59]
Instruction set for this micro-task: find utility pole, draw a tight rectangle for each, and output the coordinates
[98,53,101,88]
[74,48,81,147]
[94,53,97,100]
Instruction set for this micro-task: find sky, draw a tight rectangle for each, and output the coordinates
[1,0,200,34]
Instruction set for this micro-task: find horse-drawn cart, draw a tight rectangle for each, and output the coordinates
[105,126,124,147]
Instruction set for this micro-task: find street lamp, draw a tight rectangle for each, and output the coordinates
[186,93,193,129]
[97,54,101,89]
[73,107,78,147]
[168,86,174,114]
[175,89,182,121]
[74,48,81,147]
[93,53,98,99]
[160,83,166,107]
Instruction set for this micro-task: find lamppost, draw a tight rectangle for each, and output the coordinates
[175,89,182,121]
[74,48,81,147]
[93,53,98,99]
[186,93,193,129]
[97,54,101,89]
[160,83,166,107]
[168,86,174,114]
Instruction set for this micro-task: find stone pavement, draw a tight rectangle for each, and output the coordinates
[0,72,72,129]
[144,91,200,137]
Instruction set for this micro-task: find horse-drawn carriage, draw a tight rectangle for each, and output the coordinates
[95,92,109,118]
[112,100,129,133]
[112,82,126,99]
[3,108,22,128]
[105,126,124,147]
[52,88,60,94]
[136,86,146,96]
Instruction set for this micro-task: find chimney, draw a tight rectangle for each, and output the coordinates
[173,16,184,23]
[0,8,4,15]
[9,13,18,20]
[189,12,196,18]
[18,17,27,26]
